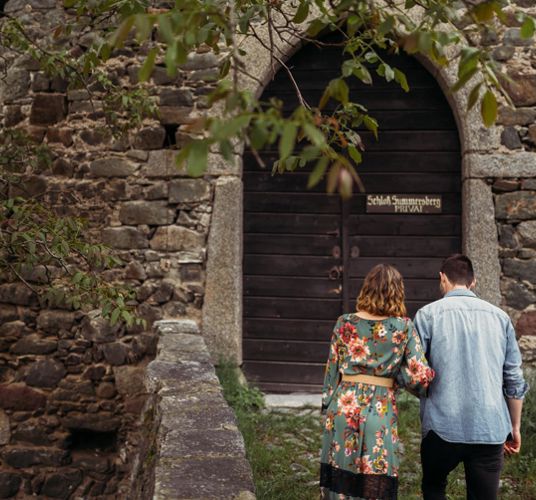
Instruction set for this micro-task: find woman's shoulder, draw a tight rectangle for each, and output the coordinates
[389,315,413,329]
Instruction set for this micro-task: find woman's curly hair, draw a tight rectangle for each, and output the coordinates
[356,264,407,317]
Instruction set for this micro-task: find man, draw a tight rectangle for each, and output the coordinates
[414,254,528,500]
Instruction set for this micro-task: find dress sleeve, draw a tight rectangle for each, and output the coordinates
[396,319,435,398]
[321,316,342,414]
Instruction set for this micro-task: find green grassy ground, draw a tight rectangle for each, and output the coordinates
[216,363,536,500]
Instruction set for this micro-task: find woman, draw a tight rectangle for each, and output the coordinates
[319,264,434,500]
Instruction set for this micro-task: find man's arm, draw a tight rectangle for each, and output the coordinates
[413,309,431,359]
[503,319,529,454]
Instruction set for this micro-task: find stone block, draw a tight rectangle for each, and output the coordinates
[2,447,69,468]
[89,157,137,177]
[133,126,166,150]
[0,384,46,411]
[498,106,536,126]
[79,312,120,343]
[504,28,533,46]
[52,158,74,177]
[36,310,75,333]
[47,127,73,147]
[102,342,129,365]
[0,410,9,445]
[151,65,182,85]
[11,335,57,355]
[159,89,194,107]
[60,412,120,432]
[465,153,536,178]
[149,225,204,251]
[517,311,536,336]
[41,471,82,499]
[0,69,29,102]
[180,52,219,71]
[30,93,67,125]
[519,335,536,362]
[154,319,200,335]
[169,179,211,203]
[158,106,197,125]
[125,261,147,280]
[119,201,174,225]
[80,128,111,146]
[500,127,522,149]
[155,334,211,364]
[4,105,24,126]
[0,472,21,498]
[145,360,219,395]
[492,179,519,193]
[142,150,186,177]
[160,428,245,459]
[503,72,536,107]
[32,72,50,92]
[492,45,515,62]
[5,0,56,11]
[521,179,536,190]
[96,382,116,399]
[501,279,536,309]
[145,182,169,200]
[113,366,145,395]
[153,456,254,499]
[495,191,536,220]
[25,360,66,388]
[82,365,106,381]
[102,226,148,249]
[518,221,536,247]
[12,422,53,446]
[503,259,536,283]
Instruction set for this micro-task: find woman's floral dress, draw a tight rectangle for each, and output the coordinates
[320,313,435,500]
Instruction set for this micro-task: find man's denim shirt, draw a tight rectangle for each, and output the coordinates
[414,288,529,444]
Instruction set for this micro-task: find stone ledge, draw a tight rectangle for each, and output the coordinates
[132,320,255,499]
[464,152,536,178]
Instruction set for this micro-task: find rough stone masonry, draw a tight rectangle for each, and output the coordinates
[0,0,535,498]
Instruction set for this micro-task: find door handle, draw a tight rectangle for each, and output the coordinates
[328,265,343,280]
[329,285,342,295]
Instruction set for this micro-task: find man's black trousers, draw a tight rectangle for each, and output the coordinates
[420,430,504,500]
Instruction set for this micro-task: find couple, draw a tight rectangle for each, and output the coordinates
[319,254,528,500]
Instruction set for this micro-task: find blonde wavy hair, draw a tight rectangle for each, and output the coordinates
[356,264,407,317]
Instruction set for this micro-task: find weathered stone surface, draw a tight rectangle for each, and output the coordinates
[96,382,116,399]
[113,366,145,396]
[145,182,169,200]
[102,226,148,249]
[504,28,533,46]
[37,310,75,333]
[203,177,243,361]
[161,428,245,459]
[5,0,56,11]
[503,72,536,107]
[11,335,57,355]
[119,201,174,225]
[2,447,69,468]
[158,107,197,125]
[503,259,536,284]
[47,128,73,147]
[61,412,120,432]
[154,457,254,499]
[517,311,536,336]
[519,335,536,362]
[124,261,147,280]
[495,191,536,220]
[159,89,194,107]
[133,126,166,150]
[41,471,82,499]
[151,66,182,85]
[0,472,21,498]
[82,365,106,381]
[493,179,520,192]
[30,93,67,125]
[501,279,536,309]
[149,225,204,251]
[493,45,515,62]
[5,105,24,127]
[12,422,53,446]
[102,342,129,365]
[80,128,111,146]
[0,320,29,338]
[142,150,186,177]
[169,179,211,203]
[0,410,10,446]
[465,153,536,178]
[180,52,219,70]
[0,282,37,306]
[79,312,120,343]
[89,157,137,177]
[0,305,18,323]
[52,158,74,177]
[0,69,29,102]
[0,384,46,411]
[521,179,536,190]
[500,127,522,149]
[26,360,66,388]
[518,221,536,247]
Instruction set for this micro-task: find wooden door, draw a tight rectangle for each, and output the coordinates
[243,41,461,393]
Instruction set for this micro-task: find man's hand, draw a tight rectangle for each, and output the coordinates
[504,428,521,455]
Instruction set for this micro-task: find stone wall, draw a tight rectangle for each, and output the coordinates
[131,320,255,500]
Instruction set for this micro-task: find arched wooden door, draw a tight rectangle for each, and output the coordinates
[242,42,461,393]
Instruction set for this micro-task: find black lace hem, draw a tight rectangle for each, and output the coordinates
[320,462,398,500]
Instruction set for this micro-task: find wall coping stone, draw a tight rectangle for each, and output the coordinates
[136,320,255,500]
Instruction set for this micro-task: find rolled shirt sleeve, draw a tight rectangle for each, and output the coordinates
[503,319,529,400]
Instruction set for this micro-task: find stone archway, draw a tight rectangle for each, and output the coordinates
[201,13,521,367]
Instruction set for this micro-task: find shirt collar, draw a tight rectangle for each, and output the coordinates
[444,288,477,298]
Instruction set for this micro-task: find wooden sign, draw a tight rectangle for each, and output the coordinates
[366,194,442,214]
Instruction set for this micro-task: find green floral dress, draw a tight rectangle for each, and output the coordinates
[320,314,434,500]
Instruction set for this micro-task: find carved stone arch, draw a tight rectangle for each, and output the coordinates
[202,18,507,365]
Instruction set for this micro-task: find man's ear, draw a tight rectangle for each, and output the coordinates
[469,278,477,290]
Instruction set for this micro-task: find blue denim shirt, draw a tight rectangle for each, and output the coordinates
[414,289,529,444]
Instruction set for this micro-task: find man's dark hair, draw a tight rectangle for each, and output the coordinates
[440,254,474,287]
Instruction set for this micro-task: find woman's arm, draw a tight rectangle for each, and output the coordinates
[321,316,342,414]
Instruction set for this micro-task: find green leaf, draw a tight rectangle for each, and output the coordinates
[165,42,178,77]
[378,16,395,36]
[481,90,497,128]
[293,2,309,24]
[307,157,329,188]
[307,19,326,37]
[110,307,121,326]
[363,115,378,140]
[121,309,133,326]
[111,16,135,48]
[187,140,209,177]
[138,47,158,82]
[348,144,362,165]
[158,14,174,44]
[303,123,326,147]
[451,66,478,92]
[473,1,496,22]
[279,122,298,160]
[394,68,409,92]
[521,17,535,40]
[467,82,482,111]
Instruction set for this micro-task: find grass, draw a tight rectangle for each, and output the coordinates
[216,363,536,500]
